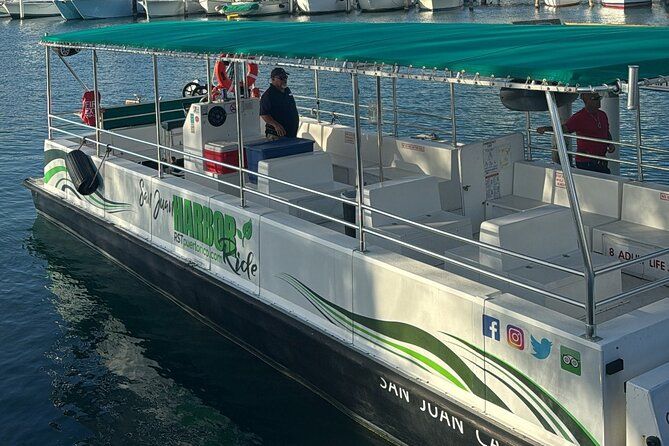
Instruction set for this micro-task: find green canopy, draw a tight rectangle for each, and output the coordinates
[42,21,669,86]
[223,2,260,13]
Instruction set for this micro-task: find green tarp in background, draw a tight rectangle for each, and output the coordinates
[43,21,669,86]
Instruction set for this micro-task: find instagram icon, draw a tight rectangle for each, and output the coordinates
[506,325,525,350]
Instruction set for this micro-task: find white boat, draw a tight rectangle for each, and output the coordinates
[69,0,133,18]
[295,0,347,13]
[2,0,60,18]
[199,0,228,13]
[357,0,404,11]
[544,0,579,6]
[29,21,669,446]
[53,0,83,19]
[417,0,461,10]
[601,0,650,7]
[218,0,289,15]
[141,0,205,17]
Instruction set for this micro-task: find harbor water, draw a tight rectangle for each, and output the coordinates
[1,6,668,445]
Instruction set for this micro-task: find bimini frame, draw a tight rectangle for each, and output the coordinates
[41,39,669,341]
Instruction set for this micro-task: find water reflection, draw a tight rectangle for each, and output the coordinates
[27,216,385,445]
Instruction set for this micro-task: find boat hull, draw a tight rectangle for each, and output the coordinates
[199,0,228,13]
[357,0,405,11]
[417,0,462,10]
[4,1,60,18]
[70,0,134,18]
[222,0,290,15]
[296,0,348,13]
[142,0,205,17]
[53,0,83,19]
[25,177,536,446]
[601,0,650,7]
[543,0,579,6]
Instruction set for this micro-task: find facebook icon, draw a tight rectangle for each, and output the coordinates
[483,315,500,341]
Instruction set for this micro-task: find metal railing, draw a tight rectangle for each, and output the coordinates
[43,47,669,341]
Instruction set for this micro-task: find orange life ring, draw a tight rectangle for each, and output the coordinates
[214,55,259,95]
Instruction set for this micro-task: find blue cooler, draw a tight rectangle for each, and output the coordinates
[245,137,314,184]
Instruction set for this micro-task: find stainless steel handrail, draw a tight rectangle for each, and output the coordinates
[48,112,590,309]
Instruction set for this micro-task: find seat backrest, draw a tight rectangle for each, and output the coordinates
[552,169,624,218]
[621,182,669,230]
[479,205,579,270]
[258,151,334,195]
[512,161,557,202]
[363,175,441,227]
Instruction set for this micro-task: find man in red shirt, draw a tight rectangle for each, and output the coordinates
[537,93,616,174]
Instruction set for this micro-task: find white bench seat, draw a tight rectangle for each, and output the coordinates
[592,181,669,281]
[485,195,547,219]
[364,175,473,265]
[256,151,349,224]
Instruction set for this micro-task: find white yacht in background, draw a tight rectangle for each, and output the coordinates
[601,0,650,7]
[2,0,60,18]
[218,0,289,15]
[417,0,461,9]
[544,0,580,6]
[357,0,404,11]
[199,0,228,13]
[53,0,83,19]
[70,0,134,18]
[141,0,205,17]
[296,0,347,13]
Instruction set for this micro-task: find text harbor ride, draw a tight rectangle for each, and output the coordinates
[26,21,669,446]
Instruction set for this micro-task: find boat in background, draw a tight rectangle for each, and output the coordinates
[417,0,461,10]
[357,0,405,11]
[2,0,60,18]
[53,0,83,19]
[295,0,348,13]
[70,0,134,18]
[219,0,289,16]
[601,0,650,7]
[199,0,228,13]
[544,0,579,6]
[140,0,205,17]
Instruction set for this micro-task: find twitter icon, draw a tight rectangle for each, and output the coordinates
[530,336,552,360]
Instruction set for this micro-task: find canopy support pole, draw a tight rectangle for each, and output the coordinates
[152,55,162,179]
[635,106,643,181]
[525,111,532,161]
[92,50,102,156]
[450,82,457,146]
[376,76,384,183]
[206,55,212,103]
[546,91,597,340]
[352,73,366,252]
[392,77,398,137]
[45,44,52,140]
[314,69,321,123]
[234,63,246,207]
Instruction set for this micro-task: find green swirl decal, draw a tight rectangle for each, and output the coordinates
[279,273,599,446]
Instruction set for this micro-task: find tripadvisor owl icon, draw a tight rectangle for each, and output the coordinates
[560,346,581,376]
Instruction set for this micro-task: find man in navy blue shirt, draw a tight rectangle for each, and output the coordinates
[259,67,299,140]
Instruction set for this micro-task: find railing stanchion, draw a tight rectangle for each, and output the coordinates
[314,69,321,122]
[376,76,384,182]
[206,54,212,103]
[628,65,643,181]
[392,76,398,137]
[546,91,597,340]
[152,54,162,178]
[234,62,246,207]
[352,73,366,251]
[635,106,643,181]
[450,82,457,146]
[92,50,102,156]
[45,42,52,140]
[525,111,532,161]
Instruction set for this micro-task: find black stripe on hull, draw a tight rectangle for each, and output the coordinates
[25,179,537,446]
